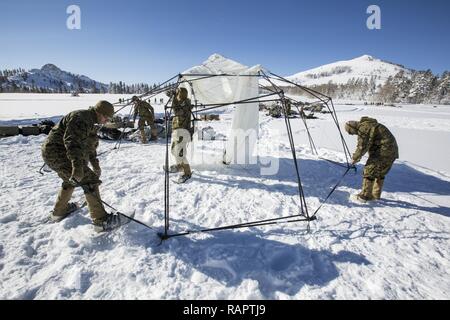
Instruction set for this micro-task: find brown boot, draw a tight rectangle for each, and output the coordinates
[356,178,375,202]
[140,129,148,144]
[83,184,108,224]
[182,163,192,177]
[51,185,75,220]
[175,164,192,184]
[372,178,385,200]
[164,164,183,173]
[150,128,158,141]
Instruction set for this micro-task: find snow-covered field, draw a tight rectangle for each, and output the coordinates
[0,94,449,299]
[0,93,170,122]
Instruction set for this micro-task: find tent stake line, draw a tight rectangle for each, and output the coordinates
[158,215,318,240]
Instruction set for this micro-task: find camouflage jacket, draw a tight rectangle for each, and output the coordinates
[43,108,99,163]
[353,117,399,162]
[86,130,99,164]
[133,101,154,121]
[285,101,292,114]
[269,105,282,118]
[172,97,192,130]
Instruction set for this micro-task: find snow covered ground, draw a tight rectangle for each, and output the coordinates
[0,93,170,122]
[0,94,449,299]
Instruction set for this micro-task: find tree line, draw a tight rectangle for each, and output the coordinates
[282,70,449,105]
[0,68,160,94]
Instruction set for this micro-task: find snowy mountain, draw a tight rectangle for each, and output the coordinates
[1,64,108,93]
[280,55,449,104]
[287,55,411,87]
[1,54,448,103]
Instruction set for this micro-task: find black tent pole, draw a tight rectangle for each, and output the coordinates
[260,70,309,218]
[162,77,180,240]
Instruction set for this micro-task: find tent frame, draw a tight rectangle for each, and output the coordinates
[113,70,353,241]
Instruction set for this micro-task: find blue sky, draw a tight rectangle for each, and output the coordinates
[1,0,449,84]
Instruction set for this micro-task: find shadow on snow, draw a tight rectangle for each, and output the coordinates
[192,157,450,218]
[147,229,371,298]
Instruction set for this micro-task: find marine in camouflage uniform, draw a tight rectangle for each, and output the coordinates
[345,117,399,202]
[168,87,193,182]
[268,104,282,118]
[285,100,292,115]
[87,130,101,177]
[132,96,158,143]
[41,101,115,230]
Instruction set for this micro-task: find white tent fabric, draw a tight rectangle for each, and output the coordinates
[181,54,261,165]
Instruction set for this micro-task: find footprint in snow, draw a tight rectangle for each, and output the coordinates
[269,251,297,272]
[0,213,17,224]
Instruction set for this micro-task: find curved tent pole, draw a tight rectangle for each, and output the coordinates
[268,72,331,103]
[180,73,261,78]
[190,92,281,113]
[111,74,181,115]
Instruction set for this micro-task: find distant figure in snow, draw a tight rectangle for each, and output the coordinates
[268,103,282,118]
[345,117,399,202]
[165,87,193,184]
[285,100,292,115]
[41,101,128,232]
[132,96,158,143]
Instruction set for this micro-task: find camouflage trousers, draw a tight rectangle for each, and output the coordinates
[171,128,191,166]
[138,117,157,142]
[138,117,156,132]
[363,156,396,180]
[42,144,100,186]
[41,143,106,221]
